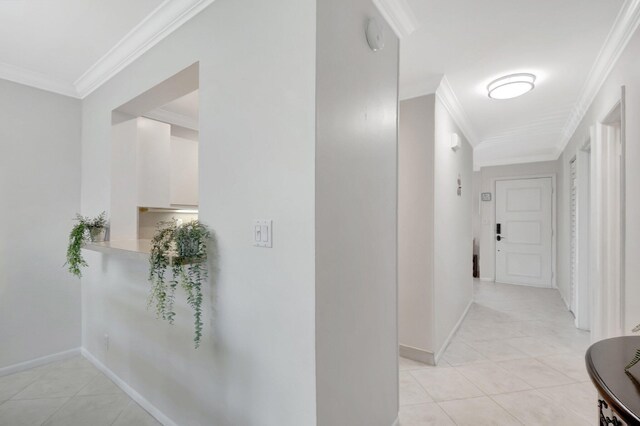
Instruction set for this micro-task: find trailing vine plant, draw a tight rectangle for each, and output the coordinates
[627,324,640,371]
[66,212,107,278]
[148,220,210,348]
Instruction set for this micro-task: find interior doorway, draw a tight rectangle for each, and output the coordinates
[495,177,554,287]
[110,63,200,243]
[569,156,578,315]
[573,142,591,330]
[590,92,626,341]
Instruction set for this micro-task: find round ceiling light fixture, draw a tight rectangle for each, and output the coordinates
[487,73,536,100]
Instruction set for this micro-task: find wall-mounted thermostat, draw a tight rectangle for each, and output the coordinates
[481,192,492,202]
[253,220,272,248]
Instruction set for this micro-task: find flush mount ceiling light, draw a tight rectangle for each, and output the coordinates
[487,73,536,100]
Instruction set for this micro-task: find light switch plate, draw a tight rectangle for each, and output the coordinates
[253,220,272,248]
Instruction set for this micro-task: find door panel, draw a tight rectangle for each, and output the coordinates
[496,178,552,287]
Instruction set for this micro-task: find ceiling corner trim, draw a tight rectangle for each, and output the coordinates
[559,0,640,152]
[435,76,479,147]
[371,0,419,39]
[474,152,560,170]
[74,0,216,98]
[0,62,78,98]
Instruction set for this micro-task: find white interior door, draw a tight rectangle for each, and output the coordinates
[495,178,553,287]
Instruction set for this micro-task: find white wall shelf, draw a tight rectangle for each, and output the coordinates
[84,239,151,260]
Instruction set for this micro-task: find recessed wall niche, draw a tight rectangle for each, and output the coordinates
[110,63,200,245]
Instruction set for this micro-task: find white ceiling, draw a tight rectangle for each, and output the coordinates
[0,0,631,168]
[0,0,214,98]
[0,0,160,81]
[160,90,199,119]
[398,0,626,167]
[145,90,199,130]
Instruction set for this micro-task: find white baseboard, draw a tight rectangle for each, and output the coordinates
[434,299,473,364]
[0,347,80,377]
[559,292,571,310]
[81,348,177,426]
[399,344,435,366]
[479,277,494,282]
[392,416,399,426]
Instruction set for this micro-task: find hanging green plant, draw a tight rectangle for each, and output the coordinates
[626,324,640,371]
[148,220,210,348]
[66,212,108,278]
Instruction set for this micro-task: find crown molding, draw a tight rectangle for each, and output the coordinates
[559,0,640,152]
[144,108,198,130]
[435,76,479,147]
[372,0,419,39]
[74,0,215,98]
[0,61,78,98]
[474,152,560,171]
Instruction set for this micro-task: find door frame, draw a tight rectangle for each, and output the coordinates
[590,92,626,340]
[575,140,591,330]
[569,155,578,315]
[490,173,557,289]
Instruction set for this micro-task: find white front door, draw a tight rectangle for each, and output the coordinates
[495,177,553,287]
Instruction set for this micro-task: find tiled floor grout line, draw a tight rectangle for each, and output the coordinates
[109,400,131,426]
[432,403,458,425]
[0,356,161,425]
[530,384,595,422]
[486,392,527,425]
[496,387,590,423]
[399,281,594,425]
[39,397,72,426]
[37,366,98,425]
[407,369,436,399]
[436,397,525,426]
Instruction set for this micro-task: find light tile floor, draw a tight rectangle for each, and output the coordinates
[0,281,595,426]
[0,356,160,426]
[399,280,596,425]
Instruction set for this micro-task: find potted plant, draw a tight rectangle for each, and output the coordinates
[625,324,640,371]
[148,220,210,348]
[66,212,108,278]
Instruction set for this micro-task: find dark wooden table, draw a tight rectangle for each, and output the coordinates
[586,336,640,425]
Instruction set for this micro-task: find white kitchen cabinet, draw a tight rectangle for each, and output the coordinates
[111,117,199,240]
[170,136,199,206]
[137,117,172,208]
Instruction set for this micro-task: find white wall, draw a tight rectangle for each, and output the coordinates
[81,1,318,424]
[477,161,560,285]
[0,79,81,368]
[433,96,474,352]
[314,0,399,424]
[559,26,640,333]
[398,94,473,361]
[398,95,435,354]
[110,119,138,241]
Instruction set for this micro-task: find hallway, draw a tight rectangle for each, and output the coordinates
[399,280,594,425]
